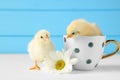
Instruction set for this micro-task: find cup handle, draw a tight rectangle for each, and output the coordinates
[102,40,120,59]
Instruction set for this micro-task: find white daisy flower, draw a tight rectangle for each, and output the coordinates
[42,50,78,74]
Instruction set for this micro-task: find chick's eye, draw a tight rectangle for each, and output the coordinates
[40,36,43,38]
[72,32,75,35]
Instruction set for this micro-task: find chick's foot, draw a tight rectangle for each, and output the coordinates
[29,65,40,70]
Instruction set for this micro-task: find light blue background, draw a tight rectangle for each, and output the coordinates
[0,0,120,53]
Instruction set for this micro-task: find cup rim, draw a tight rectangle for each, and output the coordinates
[63,35,106,38]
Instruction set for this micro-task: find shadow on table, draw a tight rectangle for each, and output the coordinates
[70,65,120,74]
[96,65,120,72]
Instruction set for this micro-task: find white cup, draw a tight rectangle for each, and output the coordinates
[64,36,119,70]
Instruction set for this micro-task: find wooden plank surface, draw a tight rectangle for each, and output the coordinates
[0,11,120,35]
[0,0,120,53]
[0,0,119,9]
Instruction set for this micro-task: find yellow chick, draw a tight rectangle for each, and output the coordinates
[66,19,103,38]
[28,30,55,70]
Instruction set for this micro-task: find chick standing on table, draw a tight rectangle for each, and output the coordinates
[28,30,55,70]
[66,19,103,38]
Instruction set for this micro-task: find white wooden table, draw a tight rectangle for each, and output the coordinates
[0,54,120,80]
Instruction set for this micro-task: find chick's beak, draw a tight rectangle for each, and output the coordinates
[44,34,49,41]
[67,34,72,38]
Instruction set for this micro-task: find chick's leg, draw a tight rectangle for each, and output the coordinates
[29,60,40,70]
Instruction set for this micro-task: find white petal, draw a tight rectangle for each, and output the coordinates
[60,64,72,73]
[70,58,79,65]
[64,49,73,58]
[56,51,64,60]
[41,67,50,72]
[63,57,70,64]
[42,50,74,74]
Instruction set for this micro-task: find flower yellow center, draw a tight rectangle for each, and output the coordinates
[55,60,65,70]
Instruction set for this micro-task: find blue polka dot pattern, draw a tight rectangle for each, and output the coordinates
[64,37,66,42]
[74,48,80,53]
[102,42,104,47]
[88,42,94,47]
[86,59,92,64]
